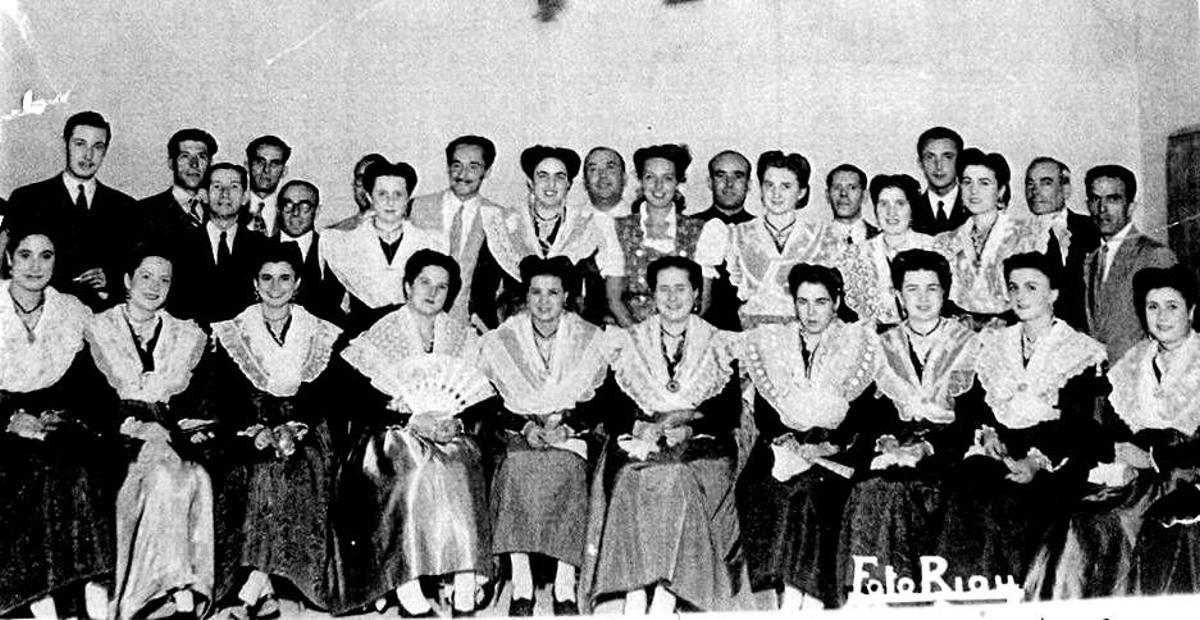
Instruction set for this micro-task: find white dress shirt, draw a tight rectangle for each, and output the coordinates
[205,221,238,263]
[61,172,97,209]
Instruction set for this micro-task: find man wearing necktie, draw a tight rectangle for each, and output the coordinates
[276,179,344,325]
[909,126,969,236]
[1024,157,1100,330]
[1082,164,1177,362]
[4,110,137,308]
[243,135,291,238]
[187,162,267,326]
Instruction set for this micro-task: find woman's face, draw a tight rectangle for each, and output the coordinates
[1145,287,1194,348]
[370,175,410,227]
[897,269,943,325]
[794,281,838,337]
[761,167,805,216]
[530,157,571,210]
[653,267,696,323]
[405,265,451,317]
[640,157,679,210]
[1007,267,1057,323]
[875,186,913,236]
[961,164,1002,215]
[527,274,567,324]
[125,256,172,315]
[255,261,299,310]
[8,234,55,294]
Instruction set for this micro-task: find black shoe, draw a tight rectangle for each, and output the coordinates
[397,605,437,618]
[451,607,475,618]
[552,598,579,616]
[508,597,535,617]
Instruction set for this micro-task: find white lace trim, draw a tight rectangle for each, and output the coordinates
[727,219,845,320]
[976,320,1106,429]
[86,307,206,402]
[609,315,734,413]
[479,313,609,414]
[0,284,90,392]
[482,204,608,280]
[1110,333,1200,435]
[212,305,342,397]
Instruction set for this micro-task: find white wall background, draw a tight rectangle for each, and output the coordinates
[1,0,1197,234]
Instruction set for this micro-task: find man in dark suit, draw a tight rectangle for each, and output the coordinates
[825,163,879,246]
[180,162,267,326]
[1082,164,1177,362]
[276,179,344,325]
[1024,156,1100,330]
[5,110,137,308]
[910,126,969,235]
[243,135,291,237]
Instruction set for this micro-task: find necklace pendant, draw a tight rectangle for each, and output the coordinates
[666,378,680,392]
[26,331,36,344]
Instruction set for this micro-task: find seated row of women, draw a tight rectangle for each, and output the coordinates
[2,219,1198,619]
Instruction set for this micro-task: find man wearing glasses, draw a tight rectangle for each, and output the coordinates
[277,179,344,325]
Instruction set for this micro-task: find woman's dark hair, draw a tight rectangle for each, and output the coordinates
[364,160,419,195]
[890,249,952,301]
[518,255,579,302]
[957,148,1011,205]
[647,256,702,292]
[1133,265,1198,334]
[1003,252,1061,291]
[520,145,582,183]
[788,262,858,322]
[633,143,692,183]
[123,244,175,278]
[256,242,303,278]
[869,173,922,207]
[756,150,812,208]
[403,249,463,309]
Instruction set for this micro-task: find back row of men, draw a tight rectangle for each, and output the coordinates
[0,112,1171,360]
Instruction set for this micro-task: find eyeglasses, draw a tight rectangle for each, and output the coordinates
[281,200,316,213]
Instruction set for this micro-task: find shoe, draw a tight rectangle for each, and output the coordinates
[397,603,437,618]
[508,597,535,617]
[451,607,475,618]
[552,598,579,616]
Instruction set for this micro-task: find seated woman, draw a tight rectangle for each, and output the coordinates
[931,149,1042,325]
[736,263,879,611]
[479,256,610,616]
[840,175,935,326]
[838,249,980,600]
[472,145,624,326]
[209,246,343,616]
[1105,266,1200,596]
[608,144,705,327]
[936,252,1106,587]
[87,247,215,619]
[0,225,113,619]
[321,160,436,334]
[1027,264,1198,598]
[696,151,843,330]
[332,249,494,617]
[590,256,740,613]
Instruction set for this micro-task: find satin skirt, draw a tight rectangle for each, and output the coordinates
[1133,480,1200,595]
[114,440,214,619]
[592,437,738,610]
[329,426,489,614]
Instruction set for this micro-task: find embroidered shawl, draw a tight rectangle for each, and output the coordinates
[841,232,934,325]
[728,219,845,321]
[483,203,612,280]
[874,320,980,424]
[1109,333,1200,435]
[212,305,342,398]
[87,306,206,402]
[932,212,1045,315]
[0,284,90,393]
[320,219,436,308]
[609,314,735,414]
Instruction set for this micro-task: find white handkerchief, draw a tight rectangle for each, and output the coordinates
[550,437,589,460]
[618,435,659,461]
[1087,461,1135,487]
[771,442,813,481]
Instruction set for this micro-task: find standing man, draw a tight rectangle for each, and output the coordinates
[186,162,267,325]
[140,127,218,247]
[276,179,344,325]
[582,146,630,218]
[244,135,291,237]
[5,110,137,308]
[694,150,755,330]
[1024,156,1100,330]
[1082,164,1177,362]
[328,153,387,231]
[824,163,877,247]
[408,135,506,325]
[910,126,968,235]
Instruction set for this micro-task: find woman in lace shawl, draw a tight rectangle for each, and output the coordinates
[838,250,980,600]
[588,256,740,613]
[936,252,1106,588]
[478,256,610,616]
[736,263,879,611]
[0,225,114,619]
[332,249,494,617]
[208,246,343,615]
[87,247,214,619]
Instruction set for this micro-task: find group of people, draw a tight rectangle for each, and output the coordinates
[0,111,1196,618]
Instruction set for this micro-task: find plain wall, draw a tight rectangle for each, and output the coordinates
[1,0,1197,232]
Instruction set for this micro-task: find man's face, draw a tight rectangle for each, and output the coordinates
[1087,176,1132,238]
[447,144,488,199]
[584,148,625,205]
[279,184,318,238]
[919,138,959,192]
[1025,161,1069,216]
[65,125,109,180]
[206,168,247,219]
[530,157,571,210]
[709,153,750,210]
[826,170,865,221]
[171,140,211,191]
[248,144,287,195]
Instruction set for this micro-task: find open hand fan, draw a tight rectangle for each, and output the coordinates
[388,354,493,420]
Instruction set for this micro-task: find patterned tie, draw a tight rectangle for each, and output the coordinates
[74,184,88,215]
[187,196,204,227]
[217,231,231,267]
[447,203,465,259]
[250,201,267,234]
